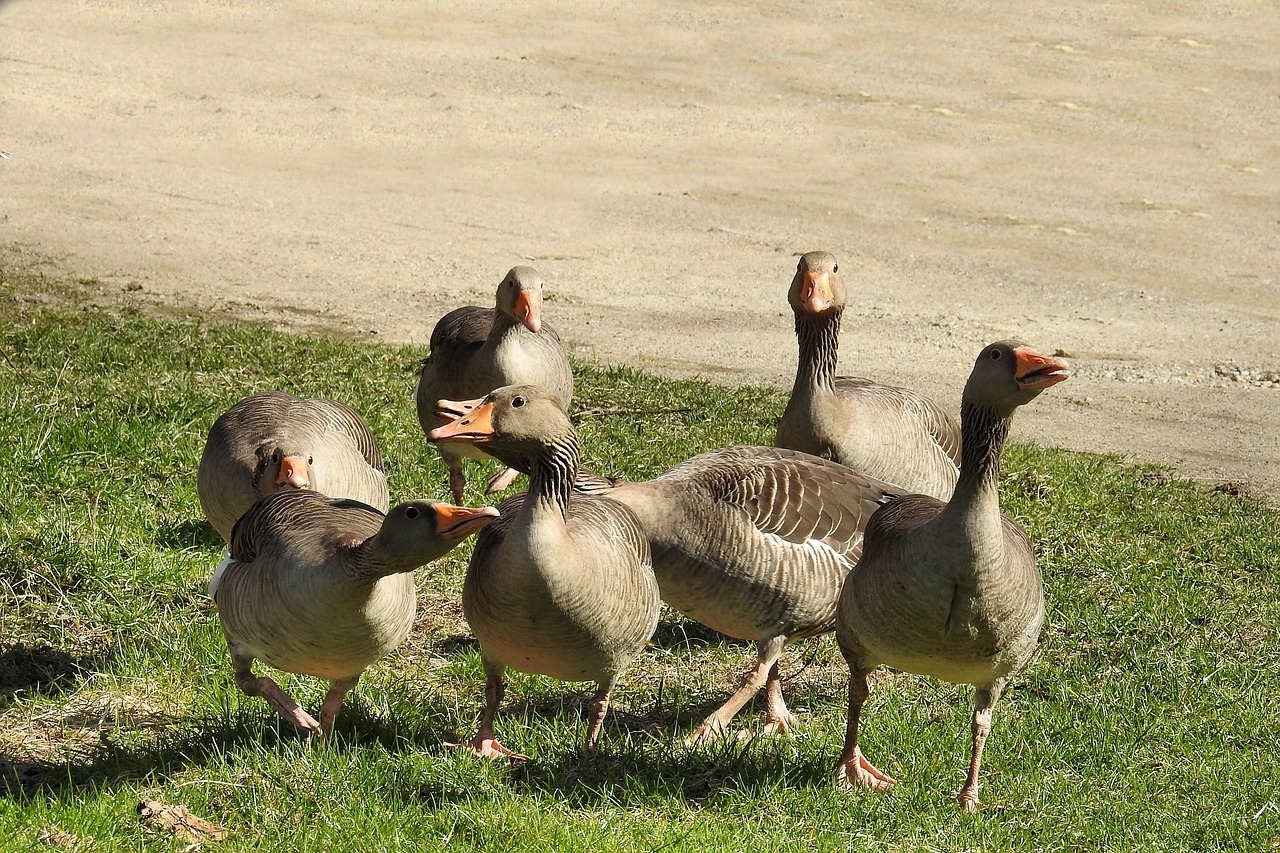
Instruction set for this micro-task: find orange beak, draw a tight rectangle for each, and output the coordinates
[800,270,834,314]
[435,397,479,421]
[276,455,311,489]
[433,503,501,539]
[429,399,495,443]
[1013,347,1071,390]
[512,288,542,333]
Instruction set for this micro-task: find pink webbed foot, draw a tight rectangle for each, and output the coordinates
[761,709,801,737]
[445,733,529,761]
[834,747,897,793]
[243,676,322,736]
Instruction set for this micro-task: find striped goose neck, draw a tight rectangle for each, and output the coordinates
[527,431,580,519]
[794,309,841,392]
[950,401,1013,508]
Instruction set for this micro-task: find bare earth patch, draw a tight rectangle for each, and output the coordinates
[1,2,1276,499]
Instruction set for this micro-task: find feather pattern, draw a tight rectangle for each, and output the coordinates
[197,391,389,542]
[580,444,904,737]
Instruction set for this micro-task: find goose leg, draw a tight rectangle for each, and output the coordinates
[762,659,801,735]
[484,466,521,495]
[687,635,787,742]
[583,679,615,748]
[443,452,468,504]
[447,657,528,760]
[231,651,321,735]
[318,675,360,737]
[958,684,1001,812]
[834,658,896,792]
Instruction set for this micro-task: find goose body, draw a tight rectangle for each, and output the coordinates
[575,446,905,738]
[431,385,660,758]
[197,391,390,542]
[212,489,499,735]
[776,251,961,500]
[833,340,1069,810]
[416,266,574,502]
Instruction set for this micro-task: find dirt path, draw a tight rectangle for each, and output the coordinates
[2,1,1277,499]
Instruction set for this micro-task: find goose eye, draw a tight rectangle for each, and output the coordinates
[989,349,1002,360]
[511,395,527,408]
[405,506,419,519]
[832,263,838,273]
[307,456,314,465]
[272,449,282,463]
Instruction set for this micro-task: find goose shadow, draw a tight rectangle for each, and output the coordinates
[0,696,472,801]
[154,518,223,551]
[0,643,109,710]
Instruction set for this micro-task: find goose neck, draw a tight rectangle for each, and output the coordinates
[943,401,1012,524]
[526,432,579,520]
[794,309,841,392]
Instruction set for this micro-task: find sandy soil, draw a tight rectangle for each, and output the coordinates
[2,1,1277,499]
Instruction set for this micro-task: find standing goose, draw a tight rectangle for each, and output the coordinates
[833,340,1069,811]
[570,446,905,740]
[430,385,660,758]
[416,266,574,503]
[776,251,962,501]
[197,391,390,542]
[211,489,499,736]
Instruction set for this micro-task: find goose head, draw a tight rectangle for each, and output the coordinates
[496,266,546,333]
[430,385,571,471]
[376,499,501,564]
[788,251,846,317]
[254,444,314,493]
[964,341,1071,416]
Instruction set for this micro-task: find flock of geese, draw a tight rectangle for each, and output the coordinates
[195,251,1070,811]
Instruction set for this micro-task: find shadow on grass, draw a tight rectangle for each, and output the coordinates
[0,697,468,801]
[0,643,108,708]
[155,517,224,551]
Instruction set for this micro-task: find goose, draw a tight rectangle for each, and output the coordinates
[775,251,962,501]
[197,391,390,542]
[429,385,660,758]
[833,340,1069,811]
[569,446,906,740]
[416,266,574,503]
[210,489,499,736]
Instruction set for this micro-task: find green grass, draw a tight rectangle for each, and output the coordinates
[1,268,1277,851]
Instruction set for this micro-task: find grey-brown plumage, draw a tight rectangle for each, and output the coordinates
[210,489,499,736]
[574,446,905,739]
[775,251,961,500]
[197,391,390,542]
[833,340,1069,811]
[416,266,574,502]
[430,385,659,758]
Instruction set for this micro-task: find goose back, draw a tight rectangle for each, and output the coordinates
[599,446,903,643]
[198,391,390,541]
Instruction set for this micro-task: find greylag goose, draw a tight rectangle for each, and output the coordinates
[429,385,660,758]
[833,340,1069,811]
[571,446,906,740]
[775,251,962,501]
[416,266,574,503]
[210,489,499,736]
[197,391,390,542]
